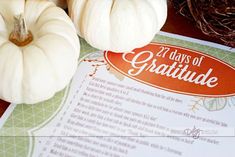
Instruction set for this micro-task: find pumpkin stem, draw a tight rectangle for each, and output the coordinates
[9,14,33,47]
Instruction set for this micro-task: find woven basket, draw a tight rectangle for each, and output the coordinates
[171,0,235,47]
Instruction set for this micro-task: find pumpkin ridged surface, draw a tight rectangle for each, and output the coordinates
[68,0,167,52]
[0,0,80,104]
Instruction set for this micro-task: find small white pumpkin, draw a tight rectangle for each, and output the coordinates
[0,0,80,104]
[68,0,167,52]
[48,0,67,9]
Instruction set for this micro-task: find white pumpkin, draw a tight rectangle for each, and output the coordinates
[0,0,80,104]
[48,0,67,9]
[68,0,167,52]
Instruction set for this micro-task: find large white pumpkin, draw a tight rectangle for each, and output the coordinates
[68,0,167,52]
[0,0,80,104]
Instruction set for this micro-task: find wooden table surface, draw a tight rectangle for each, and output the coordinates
[0,3,224,118]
